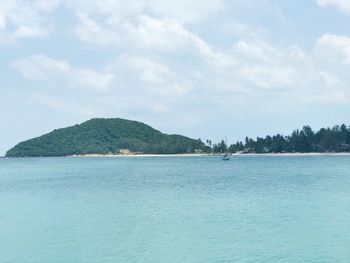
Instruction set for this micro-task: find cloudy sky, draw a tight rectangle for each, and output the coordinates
[1,0,350,155]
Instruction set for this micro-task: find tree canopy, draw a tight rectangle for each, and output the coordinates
[6,118,205,157]
[211,124,350,154]
[7,120,350,157]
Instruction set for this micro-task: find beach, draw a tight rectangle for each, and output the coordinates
[69,152,350,158]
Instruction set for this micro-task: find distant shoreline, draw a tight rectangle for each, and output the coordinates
[69,152,350,158]
[235,152,350,157]
[69,153,209,158]
[3,152,350,158]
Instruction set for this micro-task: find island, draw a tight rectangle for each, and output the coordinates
[6,119,350,157]
[6,118,206,157]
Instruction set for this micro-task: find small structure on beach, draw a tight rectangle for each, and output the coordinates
[119,149,131,155]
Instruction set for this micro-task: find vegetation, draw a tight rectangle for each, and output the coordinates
[7,120,350,157]
[6,118,205,157]
[209,124,350,154]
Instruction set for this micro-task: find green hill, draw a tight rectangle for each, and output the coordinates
[6,118,205,157]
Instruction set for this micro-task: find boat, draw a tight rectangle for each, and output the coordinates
[222,136,230,161]
[222,153,230,161]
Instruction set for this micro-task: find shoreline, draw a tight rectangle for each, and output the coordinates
[69,153,209,158]
[235,152,350,157]
[3,152,350,158]
[69,152,350,158]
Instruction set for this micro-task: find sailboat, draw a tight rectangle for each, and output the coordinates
[222,136,230,161]
[222,153,230,161]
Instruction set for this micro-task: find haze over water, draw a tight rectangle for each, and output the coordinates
[1,156,350,262]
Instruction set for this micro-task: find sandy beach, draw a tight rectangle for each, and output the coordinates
[68,152,350,158]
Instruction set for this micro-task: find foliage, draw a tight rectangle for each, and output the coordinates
[8,120,350,157]
[208,124,350,154]
[6,118,205,157]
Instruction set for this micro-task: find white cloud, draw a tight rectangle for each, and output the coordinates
[13,54,113,92]
[74,14,190,50]
[148,0,224,23]
[0,0,58,42]
[4,0,350,140]
[69,0,223,51]
[314,34,350,64]
[136,16,193,52]
[0,13,6,30]
[106,54,194,98]
[234,41,266,59]
[65,0,145,17]
[75,13,229,69]
[134,15,227,66]
[11,53,196,118]
[13,32,350,124]
[229,38,349,106]
[66,0,223,23]
[74,13,119,46]
[317,0,350,14]
[7,0,349,116]
[12,26,49,39]
[118,55,172,85]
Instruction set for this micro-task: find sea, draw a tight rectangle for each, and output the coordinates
[1,155,350,263]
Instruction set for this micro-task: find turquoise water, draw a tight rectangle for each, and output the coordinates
[1,156,350,262]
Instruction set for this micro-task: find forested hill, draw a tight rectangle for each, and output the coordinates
[6,118,205,157]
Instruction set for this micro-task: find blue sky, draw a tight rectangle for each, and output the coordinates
[1,0,350,155]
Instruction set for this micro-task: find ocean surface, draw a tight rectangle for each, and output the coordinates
[1,156,350,263]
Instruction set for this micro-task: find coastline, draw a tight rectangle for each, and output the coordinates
[235,152,350,157]
[3,152,350,158]
[69,153,210,158]
[68,152,350,158]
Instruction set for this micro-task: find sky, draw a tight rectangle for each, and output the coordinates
[1,0,350,155]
